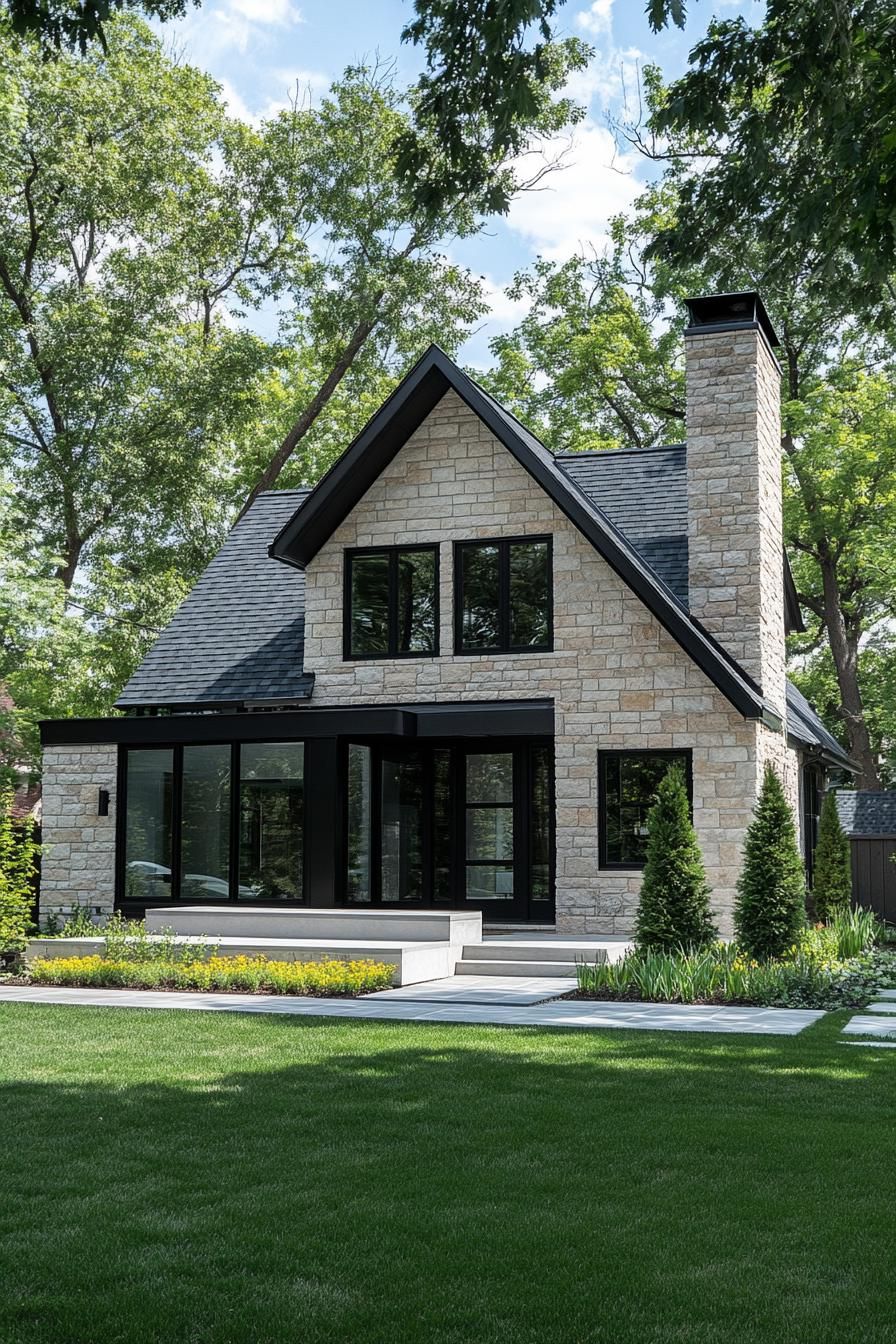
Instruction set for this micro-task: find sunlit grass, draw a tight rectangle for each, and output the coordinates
[1,1005,894,1343]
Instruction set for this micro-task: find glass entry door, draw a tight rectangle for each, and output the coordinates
[342,740,553,921]
[380,751,425,902]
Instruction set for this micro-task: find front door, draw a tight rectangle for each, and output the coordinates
[341,740,554,922]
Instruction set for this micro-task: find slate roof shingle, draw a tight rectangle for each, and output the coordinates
[834,790,896,836]
[116,490,312,709]
[557,446,688,603]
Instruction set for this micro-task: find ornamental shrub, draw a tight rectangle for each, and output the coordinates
[0,787,39,953]
[734,765,806,960]
[634,765,717,952]
[812,791,853,919]
[28,953,395,996]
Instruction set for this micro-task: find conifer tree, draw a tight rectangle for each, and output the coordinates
[812,791,853,920]
[634,766,717,952]
[734,766,806,960]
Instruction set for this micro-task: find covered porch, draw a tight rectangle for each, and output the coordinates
[41,699,557,928]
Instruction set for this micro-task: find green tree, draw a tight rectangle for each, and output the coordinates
[487,177,896,785]
[646,2,896,312]
[3,0,197,53]
[734,766,806,960]
[3,22,573,741]
[634,766,716,953]
[0,786,38,952]
[812,791,853,920]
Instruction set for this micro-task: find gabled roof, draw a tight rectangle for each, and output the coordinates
[834,790,896,835]
[116,491,313,710]
[786,682,854,771]
[270,345,776,724]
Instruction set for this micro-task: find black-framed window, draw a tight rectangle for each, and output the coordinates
[345,545,438,659]
[118,740,307,906]
[454,537,552,654]
[599,750,692,869]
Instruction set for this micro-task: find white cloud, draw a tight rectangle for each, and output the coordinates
[506,122,642,259]
[478,275,530,326]
[228,0,299,21]
[575,0,614,35]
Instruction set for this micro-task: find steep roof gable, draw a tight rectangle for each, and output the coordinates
[270,345,775,723]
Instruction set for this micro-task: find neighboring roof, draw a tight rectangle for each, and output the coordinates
[557,446,688,604]
[116,491,313,710]
[270,345,775,725]
[834,790,896,836]
[786,682,854,771]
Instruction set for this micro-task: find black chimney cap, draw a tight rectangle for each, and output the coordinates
[684,291,780,348]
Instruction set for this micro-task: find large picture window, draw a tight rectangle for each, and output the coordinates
[345,545,438,658]
[455,537,552,653]
[599,750,692,869]
[119,740,306,906]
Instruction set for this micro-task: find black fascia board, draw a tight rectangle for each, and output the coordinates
[269,344,770,723]
[40,698,555,748]
[269,348,449,570]
[41,707,416,747]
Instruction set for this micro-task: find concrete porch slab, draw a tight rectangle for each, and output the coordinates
[365,975,577,1005]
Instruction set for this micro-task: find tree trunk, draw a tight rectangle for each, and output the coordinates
[820,557,880,787]
[237,312,380,521]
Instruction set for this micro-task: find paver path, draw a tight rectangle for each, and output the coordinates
[0,985,823,1034]
[841,994,896,1044]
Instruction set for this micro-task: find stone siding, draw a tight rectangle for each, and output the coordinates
[302,389,781,934]
[685,327,787,714]
[40,744,117,925]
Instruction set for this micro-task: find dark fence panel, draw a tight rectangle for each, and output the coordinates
[851,836,896,923]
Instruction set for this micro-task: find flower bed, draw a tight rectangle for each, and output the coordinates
[28,953,395,996]
[576,912,896,1010]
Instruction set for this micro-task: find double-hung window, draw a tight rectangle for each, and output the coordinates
[455,536,552,654]
[345,545,438,659]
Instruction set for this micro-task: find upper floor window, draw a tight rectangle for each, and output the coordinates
[345,545,438,659]
[455,537,552,654]
[599,750,692,869]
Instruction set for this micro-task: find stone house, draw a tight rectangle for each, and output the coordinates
[39,292,851,934]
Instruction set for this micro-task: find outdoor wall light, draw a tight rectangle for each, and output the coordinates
[97,788,110,817]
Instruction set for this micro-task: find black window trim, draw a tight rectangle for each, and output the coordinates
[453,534,553,656]
[598,748,694,871]
[116,739,309,908]
[343,543,440,661]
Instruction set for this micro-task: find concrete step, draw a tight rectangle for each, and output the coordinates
[455,958,580,978]
[464,942,607,964]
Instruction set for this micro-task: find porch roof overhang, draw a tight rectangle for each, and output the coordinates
[40,699,555,748]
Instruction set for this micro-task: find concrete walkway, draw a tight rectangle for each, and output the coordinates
[0,984,823,1034]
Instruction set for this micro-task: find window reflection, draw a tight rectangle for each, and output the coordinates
[124,749,174,904]
[238,742,304,901]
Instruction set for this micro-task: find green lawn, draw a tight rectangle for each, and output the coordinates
[1,1006,893,1344]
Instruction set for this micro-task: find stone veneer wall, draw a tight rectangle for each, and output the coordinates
[40,743,117,924]
[685,327,787,714]
[302,388,794,935]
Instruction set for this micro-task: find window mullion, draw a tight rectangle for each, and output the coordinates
[388,550,398,656]
[500,540,511,651]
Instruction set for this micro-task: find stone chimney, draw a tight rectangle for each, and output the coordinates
[684,292,786,715]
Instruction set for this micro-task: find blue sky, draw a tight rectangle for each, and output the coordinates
[166,0,763,363]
